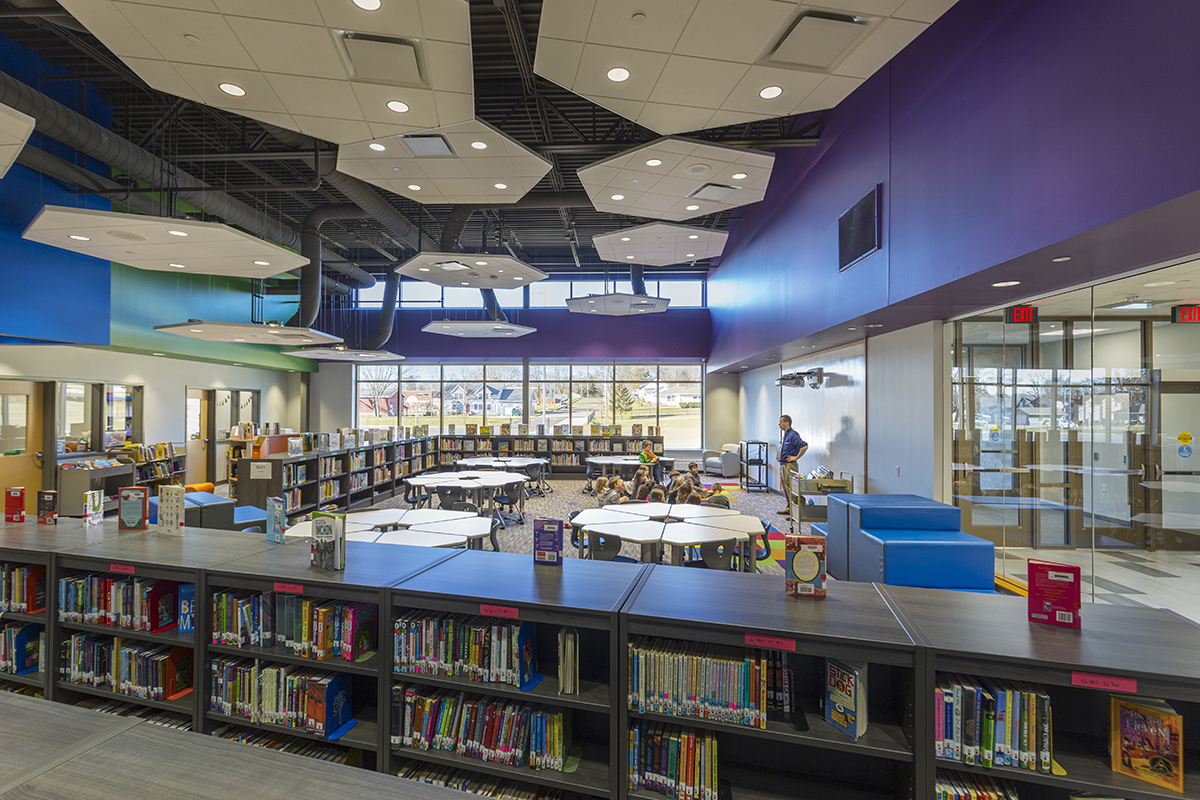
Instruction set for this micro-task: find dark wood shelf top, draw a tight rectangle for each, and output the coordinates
[630,705,913,762]
[391,740,611,797]
[209,540,452,590]
[626,569,914,661]
[0,668,45,688]
[883,584,1200,685]
[392,669,610,712]
[55,528,283,571]
[206,711,379,751]
[56,680,193,713]
[394,550,644,616]
[59,620,194,647]
[207,642,379,676]
[0,519,139,555]
[631,763,890,800]
[0,691,137,780]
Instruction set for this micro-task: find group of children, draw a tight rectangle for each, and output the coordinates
[594,460,734,508]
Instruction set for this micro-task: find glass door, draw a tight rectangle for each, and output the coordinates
[1149,378,1200,550]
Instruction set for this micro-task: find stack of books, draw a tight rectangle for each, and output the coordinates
[935,674,1051,773]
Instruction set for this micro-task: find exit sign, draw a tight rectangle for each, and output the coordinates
[1005,305,1038,324]
[1172,305,1200,323]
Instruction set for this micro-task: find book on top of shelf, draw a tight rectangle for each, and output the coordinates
[465,424,477,435]
[825,658,868,739]
[118,486,149,530]
[37,490,57,525]
[785,534,826,597]
[157,484,186,534]
[287,437,303,456]
[5,487,24,523]
[310,511,346,571]
[500,423,511,435]
[266,496,286,544]
[590,424,601,436]
[518,423,528,435]
[447,424,456,435]
[533,518,563,567]
[536,424,544,435]
[1027,559,1081,628]
[1111,695,1182,792]
[571,425,583,436]
[479,425,492,435]
[631,424,643,436]
[84,489,104,526]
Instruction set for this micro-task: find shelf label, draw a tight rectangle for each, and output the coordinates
[481,604,518,619]
[110,563,135,575]
[745,633,796,651]
[274,582,303,594]
[1072,671,1136,693]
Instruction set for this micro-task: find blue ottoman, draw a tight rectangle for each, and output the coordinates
[233,505,268,531]
[147,495,202,526]
[852,529,994,591]
[826,494,940,581]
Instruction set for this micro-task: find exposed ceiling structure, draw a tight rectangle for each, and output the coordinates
[0,0,945,286]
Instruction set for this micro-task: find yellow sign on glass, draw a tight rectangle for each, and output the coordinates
[1180,431,1193,446]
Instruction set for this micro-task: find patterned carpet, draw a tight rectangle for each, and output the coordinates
[372,474,792,575]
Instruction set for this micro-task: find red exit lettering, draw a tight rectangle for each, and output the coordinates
[1005,306,1038,324]
[1177,306,1200,323]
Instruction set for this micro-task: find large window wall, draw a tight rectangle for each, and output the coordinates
[356,363,703,448]
[357,277,706,308]
[949,258,1200,614]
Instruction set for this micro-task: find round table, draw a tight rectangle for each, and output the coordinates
[375,529,469,548]
[404,471,528,521]
[456,456,551,494]
[607,501,672,520]
[569,506,764,570]
[394,508,477,527]
[660,521,752,568]
[663,504,739,521]
[567,507,651,557]
[407,515,495,550]
[283,519,375,538]
[345,508,407,528]
[581,520,666,563]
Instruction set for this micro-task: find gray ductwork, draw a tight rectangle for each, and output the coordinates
[439,191,593,252]
[481,289,509,324]
[359,270,399,350]
[297,204,368,326]
[15,144,352,295]
[631,263,648,296]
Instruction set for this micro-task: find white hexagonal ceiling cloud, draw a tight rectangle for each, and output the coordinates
[566,293,669,316]
[534,0,958,134]
[0,101,35,179]
[57,0,474,145]
[337,119,553,204]
[395,251,547,289]
[578,136,773,221]
[423,320,536,338]
[593,222,728,266]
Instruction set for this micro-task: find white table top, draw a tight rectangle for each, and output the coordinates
[569,507,645,527]
[375,530,468,548]
[666,504,740,520]
[346,530,382,543]
[405,471,527,489]
[395,508,477,527]
[691,513,766,535]
[407,516,493,539]
[586,456,644,466]
[457,457,548,467]
[610,502,672,519]
[283,519,374,538]
[582,520,665,543]
[345,508,407,527]
[660,522,750,545]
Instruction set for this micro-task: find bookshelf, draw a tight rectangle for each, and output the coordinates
[438,434,662,473]
[56,460,135,516]
[622,567,918,800]
[387,549,647,798]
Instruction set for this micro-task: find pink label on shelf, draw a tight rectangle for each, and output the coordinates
[274,582,303,594]
[481,604,518,619]
[1071,671,1136,693]
[110,563,135,575]
[745,633,796,651]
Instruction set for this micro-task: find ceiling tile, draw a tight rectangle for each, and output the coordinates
[291,113,373,142]
[267,73,363,119]
[536,0,596,42]
[792,74,863,114]
[583,0,697,51]
[720,64,824,115]
[352,82,436,125]
[173,63,290,114]
[816,0,906,15]
[531,36,585,91]
[672,0,794,62]
[572,44,670,103]
[414,157,472,179]
[119,2,257,69]
[120,57,199,102]
[648,54,747,109]
[59,0,161,58]
[893,0,959,22]
[213,0,323,24]
[313,0,424,37]
[236,19,345,79]
[636,102,716,136]
[417,0,472,44]
[832,17,928,78]
[424,39,474,95]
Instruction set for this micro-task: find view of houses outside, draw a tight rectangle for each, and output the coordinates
[357,363,702,448]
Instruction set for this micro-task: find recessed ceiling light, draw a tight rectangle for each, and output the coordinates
[493,183,507,189]
[590,309,599,313]
[233,338,245,342]
[167,230,188,237]
[169,263,186,269]
[470,141,488,150]
[442,325,450,329]
[498,269,504,273]
[68,234,90,241]
[219,83,246,97]
[607,67,630,82]
[387,101,410,113]
[611,194,625,201]
[992,280,1021,287]
[685,205,700,212]
[269,330,281,334]
[1145,280,1177,287]
[505,332,513,336]
[513,277,524,281]
[731,172,748,180]
[189,328,202,333]
[253,260,270,266]
[620,237,631,242]
[645,159,662,167]
[368,143,387,152]
[759,86,783,99]
[848,327,857,331]
[865,324,883,328]
[1052,256,1071,262]
[461,281,470,286]
[407,184,421,191]
[288,370,295,373]
[353,0,382,9]
[587,299,596,303]
[687,234,699,240]
[418,267,430,272]
[152,352,165,356]
[457,332,465,336]
[183,34,200,43]
[625,255,635,260]
[686,253,695,258]
[470,261,487,266]
[233,363,242,366]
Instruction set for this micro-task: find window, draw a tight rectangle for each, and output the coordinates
[58,382,92,451]
[657,280,704,307]
[399,365,441,433]
[443,365,485,432]
[529,281,570,307]
[443,286,483,308]
[357,282,386,308]
[400,280,442,307]
[484,364,523,428]
[357,365,399,427]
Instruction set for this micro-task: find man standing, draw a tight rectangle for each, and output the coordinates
[777,415,808,517]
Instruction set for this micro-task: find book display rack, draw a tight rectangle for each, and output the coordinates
[6,517,1200,799]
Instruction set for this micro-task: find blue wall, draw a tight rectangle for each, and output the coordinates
[0,31,112,346]
[708,0,1200,369]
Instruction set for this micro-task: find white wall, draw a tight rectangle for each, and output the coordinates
[865,321,948,500]
[739,363,783,491]
[309,361,355,431]
[703,372,740,453]
[780,342,867,495]
[0,346,296,443]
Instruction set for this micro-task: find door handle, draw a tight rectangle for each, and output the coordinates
[1155,464,1163,480]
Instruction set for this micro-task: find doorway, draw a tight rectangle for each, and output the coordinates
[1146,378,1200,550]
[185,388,211,485]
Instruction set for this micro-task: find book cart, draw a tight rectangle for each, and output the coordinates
[200,540,455,771]
[48,527,284,728]
[881,584,1200,800]
[386,549,648,798]
[620,567,920,800]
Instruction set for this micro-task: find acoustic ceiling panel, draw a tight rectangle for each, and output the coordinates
[279,347,404,361]
[153,320,342,344]
[592,222,728,266]
[21,206,306,277]
[57,0,474,144]
[421,320,536,338]
[395,251,547,289]
[534,0,957,134]
[0,101,35,180]
[566,292,669,316]
[577,137,773,221]
[337,118,553,204]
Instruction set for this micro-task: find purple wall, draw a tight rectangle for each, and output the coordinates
[317,307,711,360]
[709,0,1200,370]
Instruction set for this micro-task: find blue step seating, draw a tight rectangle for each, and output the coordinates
[811,494,994,592]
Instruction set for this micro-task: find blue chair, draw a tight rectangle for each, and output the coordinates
[233,505,268,530]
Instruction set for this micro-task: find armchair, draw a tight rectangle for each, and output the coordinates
[702,443,740,477]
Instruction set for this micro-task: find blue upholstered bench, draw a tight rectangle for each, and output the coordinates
[825,494,942,581]
[851,529,994,591]
[148,495,202,526]
[180,491,235,530]
[233,505,268,531]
